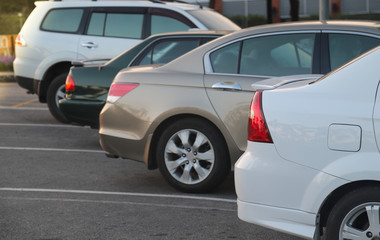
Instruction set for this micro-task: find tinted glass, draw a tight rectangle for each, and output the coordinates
[210,42,241,74]
[329,33,380,70]
[42,9,83,33]
[151,15,191,35]
[87,13,106,36]
[105,13,143,38]
[240,34,315,76]
[136,39,200,66]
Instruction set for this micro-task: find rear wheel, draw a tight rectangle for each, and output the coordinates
[47,73,69,123]
[156,118,230,193]
[325,186,380,240]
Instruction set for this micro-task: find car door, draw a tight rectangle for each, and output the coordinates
[204,32,319,151]
[78,7,146,60]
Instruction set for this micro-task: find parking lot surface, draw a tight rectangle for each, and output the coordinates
[0,82,302,239]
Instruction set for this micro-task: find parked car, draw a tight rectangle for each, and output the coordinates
[13,0,239,123]
[235,46,380,240]
[59,31,228,128]
[99,21,380,193]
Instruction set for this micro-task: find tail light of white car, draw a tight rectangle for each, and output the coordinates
[248,91,273,143]
[107,83,139,103]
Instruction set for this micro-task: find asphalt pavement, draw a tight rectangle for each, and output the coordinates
[0,81,303,240]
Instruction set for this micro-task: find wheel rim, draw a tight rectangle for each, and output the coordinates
[164,129,215,185]
[339,203,380,240]
[55,84,66,106]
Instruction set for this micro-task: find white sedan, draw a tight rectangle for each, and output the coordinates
[235,46,380,240]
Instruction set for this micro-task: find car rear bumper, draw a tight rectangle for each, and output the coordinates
[237,199,316,239]
[99,102,152,166]
[59,99,104,128]
[234,141,336,239]
[99,130,150,165]
[15,75,38,94]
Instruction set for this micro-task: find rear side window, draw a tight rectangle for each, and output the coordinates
[87,12,144,39]
[42,9,84,33]
[329,33,380,70]
[134,39,201,66]
[210,33,315,76]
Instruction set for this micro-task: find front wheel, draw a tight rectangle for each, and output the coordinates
[156,118,230,193]
[47,73,69,123]
[325,186,380,240]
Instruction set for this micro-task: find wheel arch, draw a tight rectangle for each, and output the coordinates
[39,61,72,102]
[317,180,380,237]
[146,114,231,170]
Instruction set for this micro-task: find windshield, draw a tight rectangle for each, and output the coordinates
[187,9,240,31]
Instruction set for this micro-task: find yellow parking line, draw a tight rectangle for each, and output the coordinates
[12,99,39,108]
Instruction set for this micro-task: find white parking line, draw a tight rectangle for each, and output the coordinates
[0,123,86,128]
[0,146,104,153]
[0,188,237,204]
[0,106,47,110]
[0,196,236,212]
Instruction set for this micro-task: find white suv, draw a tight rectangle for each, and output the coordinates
[14,0,239,122]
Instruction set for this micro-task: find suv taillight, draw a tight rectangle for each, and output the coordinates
[248,91,273,143]
[65,75,75,92]
[107,83,139,103]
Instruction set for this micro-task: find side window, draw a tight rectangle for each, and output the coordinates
[87,13,105,36]
[41,9,84,33]
[210,42,241,74]
[134,39,201,66]
[329,33,380,70]
[240,34,315,76]
[151,15,192,35]
[87,12,144,39]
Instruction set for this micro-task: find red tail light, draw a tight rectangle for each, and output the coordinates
[248,91,273,143]
[107,83,139,103]
[65,75,75,92]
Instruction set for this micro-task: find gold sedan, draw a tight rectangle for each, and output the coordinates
[100,21,380,193]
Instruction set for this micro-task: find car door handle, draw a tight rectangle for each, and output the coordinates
[81,42,98,49]
[212,82,242,91]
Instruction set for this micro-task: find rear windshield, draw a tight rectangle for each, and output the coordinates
[187,9,240,31]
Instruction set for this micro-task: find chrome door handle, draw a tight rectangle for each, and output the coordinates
[81,42,98,49]
[211,82,242,91]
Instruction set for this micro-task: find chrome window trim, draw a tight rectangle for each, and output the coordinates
[204,30,320,75]
[321,30,380,39]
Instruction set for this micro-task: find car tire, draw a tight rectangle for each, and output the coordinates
[47,73,69,123]
[325,186,380,239]
[156,118,230,193]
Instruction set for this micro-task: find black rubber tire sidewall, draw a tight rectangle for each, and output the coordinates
[47,73,70,123]
[156,118,230,193]
[325,186,380,239]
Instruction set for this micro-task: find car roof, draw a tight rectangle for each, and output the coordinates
[161,20,380,74]
[146,30,233,38]
[38,0,206,10]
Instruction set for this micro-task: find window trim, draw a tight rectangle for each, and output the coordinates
[203,30,321,77]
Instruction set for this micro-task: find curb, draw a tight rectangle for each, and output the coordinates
[0,72,15,82]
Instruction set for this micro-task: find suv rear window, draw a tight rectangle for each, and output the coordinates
[41,9,84,33]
